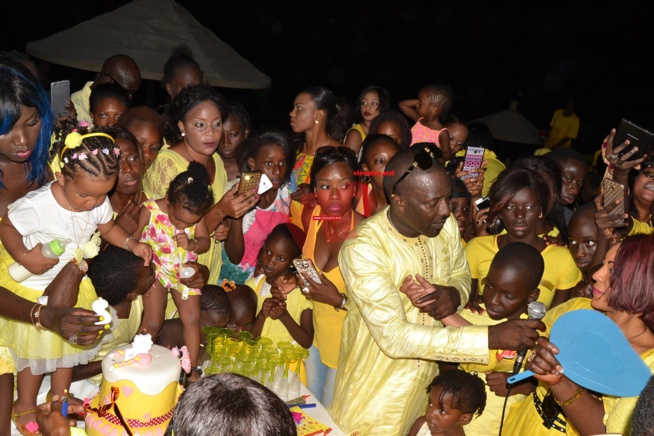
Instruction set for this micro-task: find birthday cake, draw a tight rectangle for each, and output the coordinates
[85,335,184,436]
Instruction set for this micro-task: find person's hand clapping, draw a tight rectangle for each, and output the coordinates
[261,298,287,320]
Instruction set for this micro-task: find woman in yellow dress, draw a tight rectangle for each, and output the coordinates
[505,234,654,435]
[143,85,258,287]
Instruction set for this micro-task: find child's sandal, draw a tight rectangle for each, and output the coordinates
[11,406,41,436]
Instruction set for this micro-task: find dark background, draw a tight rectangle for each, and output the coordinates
[3,0,652,161]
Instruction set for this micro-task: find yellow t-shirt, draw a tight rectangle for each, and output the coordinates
[544,109,580,149]
[246,274,313,347]
[464,235,581,308]
[459,305,528,436]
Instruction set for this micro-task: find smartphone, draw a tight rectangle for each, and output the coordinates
[614,118,654,161]
[237,170,262,195]
[474,196,490,210]
[601,178,625,217]
[258,173,273,194]
[460,146,484,180]
[50,80,70,119]
[293,258,322,292]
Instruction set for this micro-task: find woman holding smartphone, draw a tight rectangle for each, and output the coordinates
[143,85,258,285]
[276,146,365,406]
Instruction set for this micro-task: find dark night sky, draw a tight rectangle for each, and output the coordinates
[3,0,653,158]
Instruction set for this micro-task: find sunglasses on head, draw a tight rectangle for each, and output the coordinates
[390,145,437,197]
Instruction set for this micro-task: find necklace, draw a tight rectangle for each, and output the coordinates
[323,221,350,243]
[64,194,91,249]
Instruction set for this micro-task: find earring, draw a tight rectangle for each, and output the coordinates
[181,132,185,137]
[314,120,319,124]
[538,213,543,219]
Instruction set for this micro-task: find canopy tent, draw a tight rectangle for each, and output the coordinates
[26,0,270,90]
[473,101,542,145]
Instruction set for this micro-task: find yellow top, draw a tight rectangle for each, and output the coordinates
[70,81,93,123]
[143,148,228,286]
[544,109,580,149]
[247,274,313,347]
[629,217,654,236]
[459,306,529,436]
[328,207,489,436]
[302,206,351,368]
[464,235,581,308]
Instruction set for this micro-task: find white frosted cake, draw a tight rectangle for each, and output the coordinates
[85,336,182,436]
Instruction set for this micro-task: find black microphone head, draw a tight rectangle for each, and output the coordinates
[527,301,547,319]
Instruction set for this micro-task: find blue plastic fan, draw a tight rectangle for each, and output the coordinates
[507,309,652,397]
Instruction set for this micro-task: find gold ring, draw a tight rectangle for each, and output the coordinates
[526,350,536,362]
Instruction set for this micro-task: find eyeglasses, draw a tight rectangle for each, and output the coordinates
[390,145,436,197]
[98,72,135,100]
[642,166,654,180]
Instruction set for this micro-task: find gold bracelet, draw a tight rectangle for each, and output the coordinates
[30,304,45,332]
[124,235,134,251]
[554,387,583,407]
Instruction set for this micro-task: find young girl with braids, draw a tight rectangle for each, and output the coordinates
[135,161,213,380]
[0,119,152,435]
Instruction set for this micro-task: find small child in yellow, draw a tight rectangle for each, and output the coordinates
[249,223,313,384]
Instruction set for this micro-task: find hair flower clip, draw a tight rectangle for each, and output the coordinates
[101,148,109,155]
[113,147,120,156]
[187,177,194,184]
[64,132,84,150]
[78,120,90,128]
[220,279,237,292]
[92,149,99,155]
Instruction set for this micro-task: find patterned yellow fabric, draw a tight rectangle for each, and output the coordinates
[459,306,529,436]
[464,235,581,308]
[329,207,489,436]
[142,148,228,286]
[0,346,15,375]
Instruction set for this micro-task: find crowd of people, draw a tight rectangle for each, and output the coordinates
[0,45,653,436]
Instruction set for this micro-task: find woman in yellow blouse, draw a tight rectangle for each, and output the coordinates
[143,85,258,286]
[506,234,654,435]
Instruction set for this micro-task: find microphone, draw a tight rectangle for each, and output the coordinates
[512,301,547,375]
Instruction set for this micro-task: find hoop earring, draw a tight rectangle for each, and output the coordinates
[538,213,543,219]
